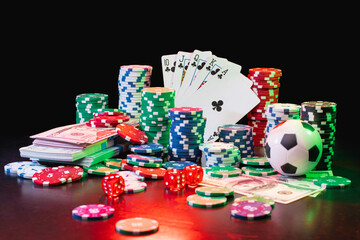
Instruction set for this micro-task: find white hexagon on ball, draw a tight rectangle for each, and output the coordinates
[264,119,323,176]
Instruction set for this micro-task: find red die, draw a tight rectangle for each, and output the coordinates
[184,165,203,188]
[164,169,186,192]
[102,173,125,197]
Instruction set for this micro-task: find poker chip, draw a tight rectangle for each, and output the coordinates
[83,163,119,176]
[123,180,147,193]
[72,204,115,221]
[104,158,123,169]
[132,165,167,179]
[17,164,48,179]
[218,124,254,158]
[115,217,159,235]
[301,101,337,170]
[230,200,272,220]
[162,161,196,170]
[241,166,277,177]
[127,160,162,168]
[195,186,234,197]
[234,196,275,209]
[76,93,108,123]
[63,166,84,183]
[115,171,145,181]
[127,154,163,164]
[313,176,351,189]
[4,161,36,174]
[116,123,148,144]
[130,143,163,153]
[199,142,235,154]
[94,115,130,124]
[247,68,282,146]
[205,166,242,178]
[140,87,175,151]
[118,65,152,119]
[32,167,70,186]
[168,107,203,119]
[186,194,227,208]
[240,156,270,166]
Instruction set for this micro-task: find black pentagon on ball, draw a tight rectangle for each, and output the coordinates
[281,163,297,174]
[280,134,297,150]
[265,142,271,158]
[308,145,321,162]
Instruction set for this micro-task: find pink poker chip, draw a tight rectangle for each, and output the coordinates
[95,116,130,124]
[169,107,202,114]
[120,65,153,72]
[72,204,115,221]
[230,200,272,220]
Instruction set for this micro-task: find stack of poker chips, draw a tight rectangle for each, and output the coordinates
[240,156,277,177]
[247,68,282,146]
[139,87,175,151]
[76,93,109,123]
[118,65,152,119]
[218,124,254,158]
[199,142,240,167]
[300,101,337,170]
[86,109,129,128]
[265,103,301,138]
[168,107,206,163]
[129,143,164,158]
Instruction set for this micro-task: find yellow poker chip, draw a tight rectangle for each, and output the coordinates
[195,186,234,197]
[186,194,227,208]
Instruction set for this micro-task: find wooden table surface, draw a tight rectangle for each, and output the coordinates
[0,137,359,240]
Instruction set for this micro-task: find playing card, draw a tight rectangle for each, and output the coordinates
[182,72,260,142]
[183,55,229,101]
[176,50,212,105]
[172,51,192,96]
[161,54,177,88]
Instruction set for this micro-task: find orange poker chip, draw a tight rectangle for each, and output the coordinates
[115,217,159,235]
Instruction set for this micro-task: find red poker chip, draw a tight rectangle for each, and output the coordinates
[94,111,126,117]
[32,167,70,186]
[86,119,117,128]
[248,75,281,81]
[249,68,282,76]
[63,166,84,183]
[132,165,166,179]
[95,116,130,124]
[116,124,148,144]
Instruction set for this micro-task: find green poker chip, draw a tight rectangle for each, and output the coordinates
[313,176,351,189]
[83,163,118,175]
[205,166,242,178]
[241,166,277,176]
[240,157,270,166]
[195,186,234,197]
[126,160,162,168]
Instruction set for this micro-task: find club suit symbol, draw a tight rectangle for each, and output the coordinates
[211,68,220,75]
[165,67,170,72]
[171,61,176,72]
[212,100,223,112]
[197,62,206,70]
[191,61,197,67]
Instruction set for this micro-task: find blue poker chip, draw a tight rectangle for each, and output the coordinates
[162,161,197,170]
[130,143,164,154]
[168,142,200,150]
[168,146,201,154]
[169,138,202,145]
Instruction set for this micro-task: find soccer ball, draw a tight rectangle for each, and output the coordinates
[264,120,323,176]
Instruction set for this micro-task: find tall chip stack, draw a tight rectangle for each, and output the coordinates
[218,124,254,158]
[168,107,206,163]
[76,93,109,123]
[118,65,152,119]
[265,103,301,138]
[139,87,175,152]
[247,68,282,147]
[300,101,337,170]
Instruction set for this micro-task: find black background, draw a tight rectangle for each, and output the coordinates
[2,5,358,152]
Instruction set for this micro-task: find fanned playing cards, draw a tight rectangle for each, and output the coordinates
[161,50,260,142]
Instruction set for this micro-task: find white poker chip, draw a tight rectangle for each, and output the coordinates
[199,142,235,153]
[17,165,48,179]
[123,180,147,193]
[4,161,36,174]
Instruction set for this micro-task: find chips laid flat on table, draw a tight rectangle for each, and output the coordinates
[230,200,272,220]
[72,204,115,221]
[115,217,159,236]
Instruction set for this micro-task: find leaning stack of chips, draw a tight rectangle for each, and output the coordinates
[168,107,206,163]
[265,103,301,138]
[218,124,254,158]
[76,93,109,123]
[300,101,337,170]
[247,68,282,146]
[139,87,175,152]
[118,65,152,119]
[240,156,278,177]
[129,143,164,158]
[199,142,240,167]
[86,108,129,128]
